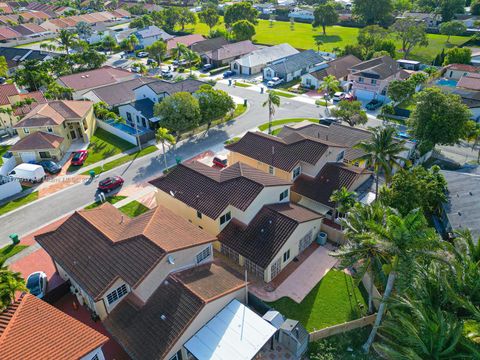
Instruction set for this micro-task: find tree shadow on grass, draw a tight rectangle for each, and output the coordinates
[313,34,342,44]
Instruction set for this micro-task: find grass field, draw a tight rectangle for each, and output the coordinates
[0,191,38,216]
[119,201,150,218]
[83,128,135,166]
[0,244,28,263]
[186,19,469,63]
[267,270,367,331]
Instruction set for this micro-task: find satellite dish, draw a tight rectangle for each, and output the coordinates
[167,255,175,265]
[169,190,175,197]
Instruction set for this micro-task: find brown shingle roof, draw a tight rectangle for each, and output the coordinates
[36,203,215,300]
[0,294,108,360]
[350,55,405,80]
[104,262,244,360]
[10,131,64,151]
[149,161,291,219]
[57,66,134,91]
[219,203,322,268]
[90,77,156,106]
[15,100,93,128]
[226,131,345,172]
[310,55,362,81]
[292,162,371,207]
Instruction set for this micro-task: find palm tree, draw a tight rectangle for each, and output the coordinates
[329,186,357,221]
[360,208,440,353]
[354,126,407,199]
[156,127,176,169]
[314,37,323,52]
[0,259,27,309]
[58,29,77,56]
[0,107,14,135]
[318,75,340,113]
[263,91,280,135]
[102,35,116,54]
[464,122,480,163]
[172,43,188,63]
[145,40,167,70]
[120,35,139,54]
[184,49,200,76]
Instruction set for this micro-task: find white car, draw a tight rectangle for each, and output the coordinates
[26,271,48,299]
[137,51,149,58]
[332,92,346,102]
[267,77,283,87]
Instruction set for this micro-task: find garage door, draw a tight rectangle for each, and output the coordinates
[21,152,36,162]
[241,66,250,76]
[354,89,375,101]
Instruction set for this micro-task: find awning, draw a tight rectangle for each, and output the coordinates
[184,299,276,360]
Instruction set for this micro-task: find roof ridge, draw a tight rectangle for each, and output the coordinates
[0,295,26,345]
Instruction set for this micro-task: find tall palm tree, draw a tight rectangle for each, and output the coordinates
[263,91,280,135]
[184,49,200,76]
[360,208,440,353]
[146,40,167,71]
[156,127,176,169]
[354,126,407,199]
[314,38,323,52]
[58,29,77,56]
[318,74,340,113]
[329,186,357,221]
[0,259,27,309]
[172,43,188,63]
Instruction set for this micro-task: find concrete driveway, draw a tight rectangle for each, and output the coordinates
[250,244,338,303]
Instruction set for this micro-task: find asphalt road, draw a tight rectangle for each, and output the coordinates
[0,85,328,247]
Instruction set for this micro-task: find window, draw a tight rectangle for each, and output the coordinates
[39,151,50,159]
[106,284,128,305]
[371,79,377,85]
[268,165,274,175]
[196,246,211,264]
[358,77,364,83]
[126,112,132,121]
[197,210,202,219]
[336,150,345,162]
[279,189,289,201]
[220,211,231,225]
[283,250,290,262]
[91,355,99,360]
[23,128,29,134]
[46,126,53,133]
[293,166,301,179]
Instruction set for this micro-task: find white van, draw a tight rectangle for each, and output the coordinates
[9,163,46,183]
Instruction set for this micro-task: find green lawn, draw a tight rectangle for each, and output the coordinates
[397,97,416,111]
[0,191,38,216]
[231,104,247,118]
[269,90,297,98]
[186,19,469,63]
[0,145,10,165]
[119,200,150,218]
[84,195,127,209]
[81,145,157,176]
[0,244,28,263]
[267,270,367,331]
[258,118,318,131]
[83,128,135,166]
[235,82,252,88]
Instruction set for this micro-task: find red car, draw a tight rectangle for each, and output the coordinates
[344,93,357,101]
[213,155,228,168]
[97,176,124,192]
[71,150,88,166]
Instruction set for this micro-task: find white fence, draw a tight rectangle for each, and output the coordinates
[0,178,22,201]
[97,120,138,146]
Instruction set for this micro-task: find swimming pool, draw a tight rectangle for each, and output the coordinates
[104,120,148,135]
[435,78,458,87]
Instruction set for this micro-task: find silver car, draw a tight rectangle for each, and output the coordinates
[26,271,48,299]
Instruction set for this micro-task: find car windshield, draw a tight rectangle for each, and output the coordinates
[27,275,40,294]
[72,152,82,161]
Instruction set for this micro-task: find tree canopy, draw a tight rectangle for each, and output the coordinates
[331,100,368,127]
[231,20,256,41]
[195,85,235,125]
[387,79,415,104]
[439,20,467,42]
[154,92,200,135]
[443,47,472,65]
[313,2,339,35]
[391,17,428,59]
[224,2,258,27]
[352,0,394,25]
[198,6,220,32]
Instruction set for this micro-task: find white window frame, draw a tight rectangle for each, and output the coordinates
[293,166,301,179]
[46,126,53,133]
[23,128,30,134]
[106,284,128,305]
[279,189,289,201]
[283,249,290,263]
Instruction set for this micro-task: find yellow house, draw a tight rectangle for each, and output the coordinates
[10,100,96,163]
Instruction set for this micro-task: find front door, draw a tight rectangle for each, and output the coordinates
[70,130,77,139]
[270,258,281,280]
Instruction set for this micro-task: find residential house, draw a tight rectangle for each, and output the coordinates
[135,25,173,48]
[218,203,322,282]
[437,170,480,240]
[301,54,362,90]
[263,50,326,83]
[10,23,51,39]
[288,8,314,21]
[471,48,480,67]
[166,34,205,54]
[396,59,421,71]
[444,63,480,80]
[253,3,275,14]
[458,73,480,91]
[57,66,137,99]
[149,161,292,236]
[396,12,441,28]
[0,47,56,73]
[0,83,19,131]
[347,55,410,101]
[442,87,480,121]
[226,131,373,215]
[190,36,229,57]
[0,294,108,360]
[0,27,23,42]
[231,43,299,75]
[10,100,95,162]
[0,89,47,133]
[36,203,217,321]
[118,78,205,130]
[83,77,157,108]
[202,40,258,67]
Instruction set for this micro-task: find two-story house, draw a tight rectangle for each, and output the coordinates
[117,78,205,130]
[134,25,173,48]
[149,161,323,283]
[347,55,410,102]
[262,50,326,83]
[10,100,95,163]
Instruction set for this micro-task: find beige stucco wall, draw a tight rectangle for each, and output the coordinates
[293,192,332,215]
[263,219,322,282]
[133,244,213,303]
[228,152,292,181]
[164,287,247,360]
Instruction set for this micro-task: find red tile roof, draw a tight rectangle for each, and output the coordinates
[57,66,134,91]
[0,83,18,106]
[11,91,47,116]
[167,34,205,51]
[0,294,108,360]
[10,131,64,151]
[0,26,21,40]
[458,73,480,91]
[446,63,480,73]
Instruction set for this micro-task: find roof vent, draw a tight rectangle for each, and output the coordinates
[164,280,169,285]
[120,215,124,224]
[160,314,167,321]
[269,220,272,224]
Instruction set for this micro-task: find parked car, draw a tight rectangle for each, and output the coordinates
[9,163,45,183]
[319,117,339,125]
[98,176,124,192]
[223,70,235,78]
[213,155,228,168]
[202,63,214,72]
[146,58,156,65]
[137,51,149,58]
[267,77,283,87]
[71,150,88,166]
[344,93,357,101]
[332,92,346,102]
[38,160,61,174]
[172,59,187,67]
[161,70,173,79]
[26,271,47,299]
[366,99,383,110]
[0,77,6,84]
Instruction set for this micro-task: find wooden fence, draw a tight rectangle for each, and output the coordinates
[309,314,377,341]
